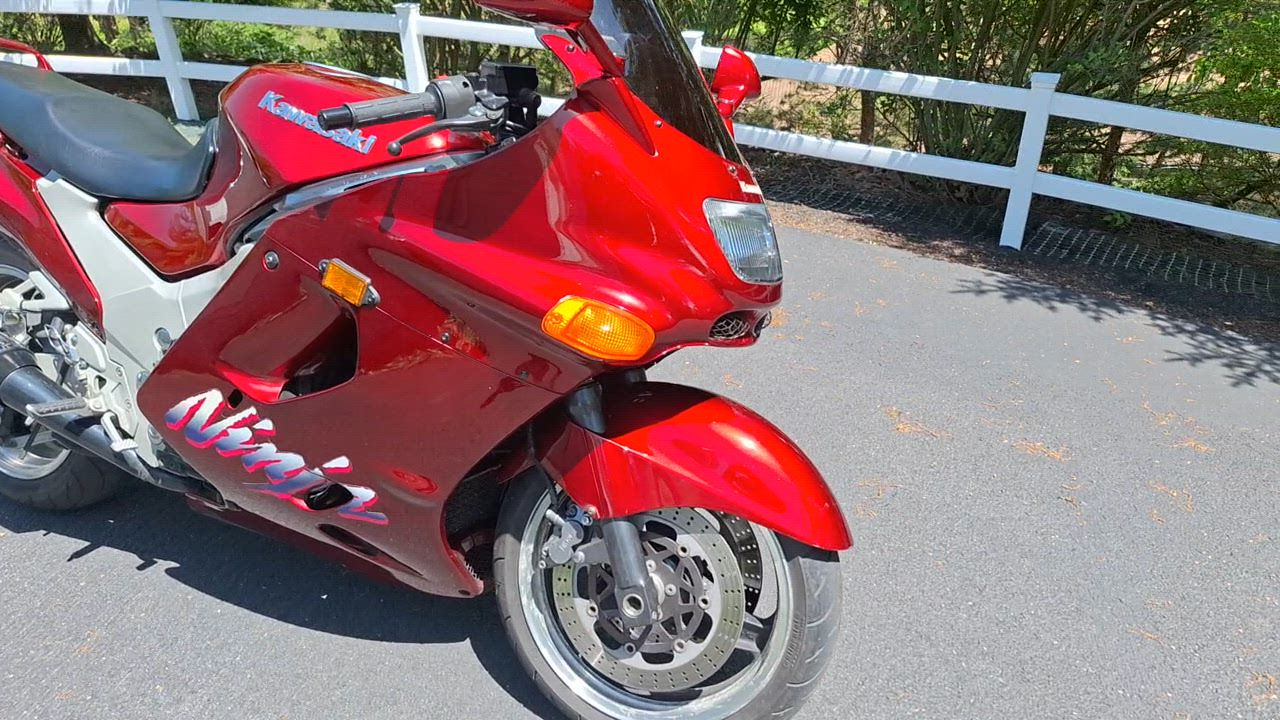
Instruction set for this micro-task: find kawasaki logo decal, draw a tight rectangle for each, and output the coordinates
[258,90,377,155]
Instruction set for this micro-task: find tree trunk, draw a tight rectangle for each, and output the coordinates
[856,0,881,145]
[734,0,761,49]
[95,16,119,46]
[1096,125,1125,184]
[56,15,101,53]
[859,91,876,144]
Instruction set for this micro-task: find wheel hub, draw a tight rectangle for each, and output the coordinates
[549,508,746,693]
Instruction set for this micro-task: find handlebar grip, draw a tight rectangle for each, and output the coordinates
[316,91,442,131]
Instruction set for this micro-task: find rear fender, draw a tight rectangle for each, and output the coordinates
[539,382,852,551]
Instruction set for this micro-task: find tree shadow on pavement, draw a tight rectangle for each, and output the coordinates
[953,272,1280,388]
[0,484,561,719]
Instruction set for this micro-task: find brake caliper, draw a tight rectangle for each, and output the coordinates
[540,503,593,567]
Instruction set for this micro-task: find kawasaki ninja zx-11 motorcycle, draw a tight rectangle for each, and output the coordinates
[0,1,849,717]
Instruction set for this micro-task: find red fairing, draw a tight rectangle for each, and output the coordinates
[0,146,102,328]
[106,64,489,278]
[255,93,777,398]
[541,382,852,552]
[138,239,560,596]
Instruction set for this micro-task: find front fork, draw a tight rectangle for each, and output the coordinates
[560,374,661,629]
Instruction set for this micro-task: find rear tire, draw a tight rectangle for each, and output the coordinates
[0,452,124,511]
[493,472,842,720]
[0,238,127,511]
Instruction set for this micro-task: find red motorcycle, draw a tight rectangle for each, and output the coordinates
[0,1,849,717]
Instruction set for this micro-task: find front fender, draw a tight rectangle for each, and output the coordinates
[540,382,852,551]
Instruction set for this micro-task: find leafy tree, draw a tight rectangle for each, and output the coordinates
[1128,2,1280,213]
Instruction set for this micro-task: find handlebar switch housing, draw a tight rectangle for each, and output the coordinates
[433,76,481,119]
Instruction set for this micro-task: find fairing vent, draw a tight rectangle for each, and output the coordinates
[710,312,754,341]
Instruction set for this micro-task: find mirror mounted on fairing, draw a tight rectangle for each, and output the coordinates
[711,45,762,132]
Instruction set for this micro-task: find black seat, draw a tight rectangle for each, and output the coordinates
[0,62,215,202]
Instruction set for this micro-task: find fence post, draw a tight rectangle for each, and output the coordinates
[145,0,199,121]
[681,30,706,68]
[394,3,429,92]
[999,72,1059,249]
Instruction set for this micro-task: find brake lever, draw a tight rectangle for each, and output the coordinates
[386,114,502,157]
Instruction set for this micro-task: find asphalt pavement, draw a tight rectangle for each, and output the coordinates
[1,226,1276,720]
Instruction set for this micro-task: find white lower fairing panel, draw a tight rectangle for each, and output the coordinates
[36,176,248,464]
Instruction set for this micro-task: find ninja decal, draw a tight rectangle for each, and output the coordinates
[164,390,388,526]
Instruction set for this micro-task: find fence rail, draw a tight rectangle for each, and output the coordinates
[1,0,1278,249]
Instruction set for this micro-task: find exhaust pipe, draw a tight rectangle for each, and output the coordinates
[0,332,204,494]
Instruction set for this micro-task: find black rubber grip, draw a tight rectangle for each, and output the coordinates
[316,91,442,131]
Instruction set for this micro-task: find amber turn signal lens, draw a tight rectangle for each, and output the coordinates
[321,259,377,307]
[542,297,655,362]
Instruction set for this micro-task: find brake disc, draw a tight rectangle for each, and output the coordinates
[719,513,763,608]
[549,508,746,693]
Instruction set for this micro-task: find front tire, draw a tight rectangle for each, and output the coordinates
[494,472,842,720]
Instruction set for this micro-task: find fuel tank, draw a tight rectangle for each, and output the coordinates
[216,63,482,189]
[105,64,486,278]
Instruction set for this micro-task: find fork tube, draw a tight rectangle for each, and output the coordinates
[564,381,659,627]
[566,383,605,434]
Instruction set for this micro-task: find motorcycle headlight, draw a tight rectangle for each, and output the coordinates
[704,199,783,284]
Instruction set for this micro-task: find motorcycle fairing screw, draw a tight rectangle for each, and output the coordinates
[441,332,452,343]
[264,252,280,270]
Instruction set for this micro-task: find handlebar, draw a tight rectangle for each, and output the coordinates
[316,91,443,132]
[316,76,480,133]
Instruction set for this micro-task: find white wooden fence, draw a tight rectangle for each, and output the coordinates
[2,0,1278,250]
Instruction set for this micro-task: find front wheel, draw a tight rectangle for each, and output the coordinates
[494,473,842,720]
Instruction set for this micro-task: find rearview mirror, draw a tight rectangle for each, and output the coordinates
[711,46,762,120]
[472,0,594,28]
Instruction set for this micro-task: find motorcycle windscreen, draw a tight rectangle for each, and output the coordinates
[591,0,744,165]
